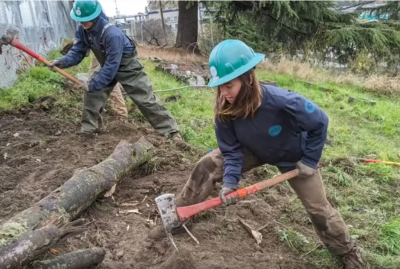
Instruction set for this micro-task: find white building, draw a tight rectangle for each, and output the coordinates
[111,3,212,34]
[147,9,179,31]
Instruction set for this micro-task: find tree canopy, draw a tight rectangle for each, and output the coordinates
[205,1,400,67]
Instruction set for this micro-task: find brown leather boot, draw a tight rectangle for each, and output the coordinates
[342,247,365,269]
[169,132,190,150]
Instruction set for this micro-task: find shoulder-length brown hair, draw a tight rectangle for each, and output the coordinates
[214,68,262,122]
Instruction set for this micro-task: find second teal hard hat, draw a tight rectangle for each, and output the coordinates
[70,0,102,22]
[208,40,265,87]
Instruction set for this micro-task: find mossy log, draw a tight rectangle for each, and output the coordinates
[0,218,85,269]
[31,247,105,269]
[0,137,153,248]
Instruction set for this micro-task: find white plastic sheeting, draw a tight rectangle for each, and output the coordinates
[0,0,77,88]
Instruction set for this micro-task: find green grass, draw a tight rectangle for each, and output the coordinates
[0,49,90,111]
[142,61,218,149]
[141,59,400,268]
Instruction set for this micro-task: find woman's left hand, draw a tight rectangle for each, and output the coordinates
[296,161,316,179]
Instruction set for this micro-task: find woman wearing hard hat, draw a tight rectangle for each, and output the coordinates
[170,39,364,269]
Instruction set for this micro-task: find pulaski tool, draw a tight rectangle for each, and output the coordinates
[0,25,83,86]
[155,169,299,251]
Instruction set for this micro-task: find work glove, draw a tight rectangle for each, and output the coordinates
[79,82,89,92]
[219,187,237,206]
[48,59,62,71]
[296,161,317,179]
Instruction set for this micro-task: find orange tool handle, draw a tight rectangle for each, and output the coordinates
[11,39,83,86]
[357,158,400,167]
[177,169,299,222]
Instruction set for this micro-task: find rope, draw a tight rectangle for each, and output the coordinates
[153,85,209,93]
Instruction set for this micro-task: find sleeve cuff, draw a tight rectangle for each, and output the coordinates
[300,157,318,170]
[222,181,238,190]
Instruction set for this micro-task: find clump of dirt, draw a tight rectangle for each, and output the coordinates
[0,92,333,269]
[158,250,196,269]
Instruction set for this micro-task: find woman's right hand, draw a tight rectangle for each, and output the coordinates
[219,187,237,206]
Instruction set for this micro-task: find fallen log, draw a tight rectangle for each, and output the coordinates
[31,247,105,269]
[0,137,153,248]
[0,218,85,269]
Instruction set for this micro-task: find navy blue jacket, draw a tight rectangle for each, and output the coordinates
[215,85,329,189]
[59,11,134,91]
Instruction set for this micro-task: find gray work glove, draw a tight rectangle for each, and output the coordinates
[48,59,62,71]
[219,187,237,206]
[80,82,89,92]
[296,161,317,179]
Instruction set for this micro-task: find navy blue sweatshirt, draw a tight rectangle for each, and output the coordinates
[59,11,134,91]
[215,84,329,189]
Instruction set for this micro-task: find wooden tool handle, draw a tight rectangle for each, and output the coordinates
[177,169,299,221]
[11,39,83,86]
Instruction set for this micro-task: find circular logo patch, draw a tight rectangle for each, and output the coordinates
[305,100,315,114]
[210,66,217,77]
[269,125,282,137]
[76,9,82,16]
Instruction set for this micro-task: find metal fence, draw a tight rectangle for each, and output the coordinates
[0,0,77,88]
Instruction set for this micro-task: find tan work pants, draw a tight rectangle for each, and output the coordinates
[88,56,128,119]
[176,148,354,256]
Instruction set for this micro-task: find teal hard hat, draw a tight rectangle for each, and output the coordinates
[70,0,102,22]
[208,39,265,87]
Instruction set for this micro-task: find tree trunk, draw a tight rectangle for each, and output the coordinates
[175,1,200,54]
[31,247,105,269]
[159,0,168,46]
[0,137,153,248]
[0,218,86,269]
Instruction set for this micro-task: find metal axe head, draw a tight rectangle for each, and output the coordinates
[155,193,181,233]
[0,25,20,54]
[5,25,19,39]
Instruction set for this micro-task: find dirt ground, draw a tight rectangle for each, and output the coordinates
[0,96,324,269]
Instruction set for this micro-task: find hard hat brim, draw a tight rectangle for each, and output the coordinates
[70,4,102,22]
[208,53,265,87]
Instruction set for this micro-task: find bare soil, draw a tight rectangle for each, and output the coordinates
[0,96,324,269]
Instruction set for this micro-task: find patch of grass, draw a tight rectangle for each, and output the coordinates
[142,59,217,149]
[0,49,90,111]
[276,227,339,268]
[0,67,63,110]
[260,57,400,96]
[277,227,311,250]
[377,218,400,255]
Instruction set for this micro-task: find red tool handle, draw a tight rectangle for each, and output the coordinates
[177,169,299,222]
[11,39,83,86]
[357,158,400,167]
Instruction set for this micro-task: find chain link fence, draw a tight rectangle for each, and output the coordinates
[0,0,77,88]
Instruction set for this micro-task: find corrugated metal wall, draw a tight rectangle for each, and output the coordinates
[0,0,77,88]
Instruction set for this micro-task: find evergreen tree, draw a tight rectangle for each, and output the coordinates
[207,1,400,68]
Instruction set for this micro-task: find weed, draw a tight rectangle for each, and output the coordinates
[377,218,400,255]
[276,227,310,251]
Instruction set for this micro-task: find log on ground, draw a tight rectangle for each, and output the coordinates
[0,137,153,248]
[0,218,85,269]
[31,247,105,269]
